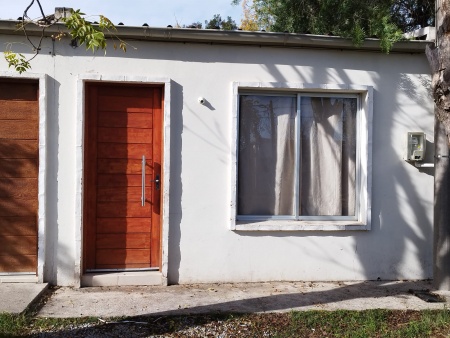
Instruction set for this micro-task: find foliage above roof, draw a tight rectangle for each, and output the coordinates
[232,0,435,52]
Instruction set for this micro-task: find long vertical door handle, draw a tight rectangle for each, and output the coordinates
[141,155,146,206]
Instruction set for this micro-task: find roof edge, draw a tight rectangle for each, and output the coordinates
[0,20,432,53]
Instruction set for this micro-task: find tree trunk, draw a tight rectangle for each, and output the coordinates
[428,0,450,289]
[434,119,450,288]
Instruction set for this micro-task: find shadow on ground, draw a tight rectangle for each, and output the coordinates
[26,280,448,337]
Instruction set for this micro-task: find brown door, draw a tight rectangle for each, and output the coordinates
[84,83,162,271]
[0,79,39,273]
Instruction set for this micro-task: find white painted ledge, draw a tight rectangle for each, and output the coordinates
[0,275,39,283]
[234,220,369,231]
[81,271,165,287]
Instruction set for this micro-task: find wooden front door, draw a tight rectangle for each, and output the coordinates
[84,83,162,271]
[0,79,39,273]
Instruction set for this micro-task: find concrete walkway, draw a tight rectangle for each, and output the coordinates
[0,283,48,314]
[2,280,450,317]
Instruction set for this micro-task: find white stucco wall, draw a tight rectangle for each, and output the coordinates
[0,32,434,286]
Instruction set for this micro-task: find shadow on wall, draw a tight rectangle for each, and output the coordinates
[357,68,433,280]
[0,36,435,285]
[46,76,78,286]
[167,81,184,284]
[231,59,433,281]
[75,41,434,284]
[44,76,61,284]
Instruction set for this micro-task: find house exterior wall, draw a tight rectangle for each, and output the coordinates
[0,32,434,286]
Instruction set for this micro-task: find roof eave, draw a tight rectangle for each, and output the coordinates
[0,20,432,53]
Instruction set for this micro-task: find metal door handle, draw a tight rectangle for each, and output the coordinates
[141,155,146,206]
[151,175,160,191]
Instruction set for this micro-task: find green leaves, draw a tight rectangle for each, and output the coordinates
[62,9,108,52]
[99,15,115,30]
[205,14,238,30]
[5,7,130,73]
[237,0,426,53]
[3,51,31,74]
[62,9,128,53]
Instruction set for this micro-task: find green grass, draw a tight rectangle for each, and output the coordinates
[0,313,28,337]
[282,309,450,337]
[30,317,99,332]
[0,314,99,337]
[392,309,450,338]
[1,309,450,337]
[281,310,391,337]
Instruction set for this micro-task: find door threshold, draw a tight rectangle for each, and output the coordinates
[0,274,38,283]
[81,270,164,287]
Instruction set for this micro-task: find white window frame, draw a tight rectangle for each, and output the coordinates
[230,82,373,231]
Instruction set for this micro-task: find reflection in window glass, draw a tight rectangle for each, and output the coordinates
[300,97,357,216]
[237,94,357,218]
[238,95,296,215]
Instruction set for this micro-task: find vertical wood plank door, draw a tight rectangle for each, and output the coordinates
[84,83,162,271]
[0,79,39,273]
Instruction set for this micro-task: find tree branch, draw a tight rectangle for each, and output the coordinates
[23,0,35,20]
[35,0,48,24]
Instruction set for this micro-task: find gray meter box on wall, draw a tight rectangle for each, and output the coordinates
[404,132,426,161]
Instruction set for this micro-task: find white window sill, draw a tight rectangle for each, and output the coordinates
[233,220,370,231]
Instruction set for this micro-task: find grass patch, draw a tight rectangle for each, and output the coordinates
[283,310,391,337]
[2,309,450,337]
[29,317,99,333]
[283,309,450,337]
[0,314,99,337]
[0,313,28,337]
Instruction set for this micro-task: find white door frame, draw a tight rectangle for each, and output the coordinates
[75,74,171,287]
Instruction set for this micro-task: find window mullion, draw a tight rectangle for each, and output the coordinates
[355,95,361,221]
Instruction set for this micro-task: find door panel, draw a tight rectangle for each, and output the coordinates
[95,249,151,268]
[97,174,143,187]
[98,111,153,128]
[97,143,152,159]
[84,83,162,271]
[0,80,39,273]
[0,140,38,158]
[0,121,38,139]
[96,202,153,218]
[96,218,150,233]
[97,97,154,111]
[97,127,153,143]
[96,233,151,249]
[97,159,149,174]
[97,186,152,202]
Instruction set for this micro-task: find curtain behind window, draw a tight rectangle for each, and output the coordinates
[238,95,356,217]
[300,97,356,216]
[238,95,296,215]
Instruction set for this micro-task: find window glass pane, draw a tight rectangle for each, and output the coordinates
[238,95,296,216]
[300,97,357,216]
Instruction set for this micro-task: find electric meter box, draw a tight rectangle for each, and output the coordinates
[404,132,426,161]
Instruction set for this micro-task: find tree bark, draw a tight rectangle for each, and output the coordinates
[434,118,450,289]
[429,0,450,289]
